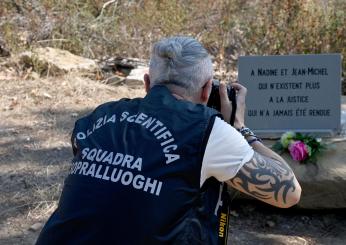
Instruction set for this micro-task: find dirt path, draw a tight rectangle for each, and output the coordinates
[228,200,346,244]
[0,76,345,244]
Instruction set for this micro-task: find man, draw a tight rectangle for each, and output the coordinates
[36,36,301,245]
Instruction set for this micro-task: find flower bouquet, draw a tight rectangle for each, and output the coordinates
[272,131,326,163]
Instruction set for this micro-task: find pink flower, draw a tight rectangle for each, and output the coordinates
[288,141,309,162]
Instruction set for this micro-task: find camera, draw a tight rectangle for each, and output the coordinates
[207,79,236,111]
[207,79,237,125]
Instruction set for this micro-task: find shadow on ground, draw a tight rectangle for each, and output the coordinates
[0,108,94,244]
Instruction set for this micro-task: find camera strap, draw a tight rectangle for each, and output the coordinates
[217,182,231,245]
[229,92,237,126]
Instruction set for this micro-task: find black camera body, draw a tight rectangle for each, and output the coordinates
[207,79,237,125]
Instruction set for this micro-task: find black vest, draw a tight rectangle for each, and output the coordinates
[36,85,230,245]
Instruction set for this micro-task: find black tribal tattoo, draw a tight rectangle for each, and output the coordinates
[229,152,296,204]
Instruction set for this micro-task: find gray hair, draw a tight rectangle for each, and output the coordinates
[149,36,213,96]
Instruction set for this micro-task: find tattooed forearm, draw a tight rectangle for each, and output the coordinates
[228,152,297,205]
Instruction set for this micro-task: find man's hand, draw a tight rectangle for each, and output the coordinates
[219,81,247,129]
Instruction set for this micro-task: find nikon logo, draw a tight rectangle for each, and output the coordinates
[218,212,227,237]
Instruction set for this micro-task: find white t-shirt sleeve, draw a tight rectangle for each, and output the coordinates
[200,117,254,187]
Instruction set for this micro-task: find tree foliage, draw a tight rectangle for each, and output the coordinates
[0,0,345,74]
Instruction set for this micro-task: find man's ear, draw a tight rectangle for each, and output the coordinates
[201,79,212,104]
[144,74,150,93]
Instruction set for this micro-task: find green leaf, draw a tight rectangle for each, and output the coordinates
[272,141,284,153]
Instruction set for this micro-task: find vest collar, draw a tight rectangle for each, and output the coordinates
[146,85,177,101]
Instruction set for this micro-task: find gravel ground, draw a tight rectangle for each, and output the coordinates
[1,74,345,245]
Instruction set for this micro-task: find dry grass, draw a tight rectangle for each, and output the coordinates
[0,0,345,73]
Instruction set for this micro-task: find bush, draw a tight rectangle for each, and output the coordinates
[0,0,345,77]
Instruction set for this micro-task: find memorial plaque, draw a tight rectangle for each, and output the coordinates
[238,54,342,137]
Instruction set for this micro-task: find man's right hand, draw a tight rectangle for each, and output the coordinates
[219,81,247,129]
